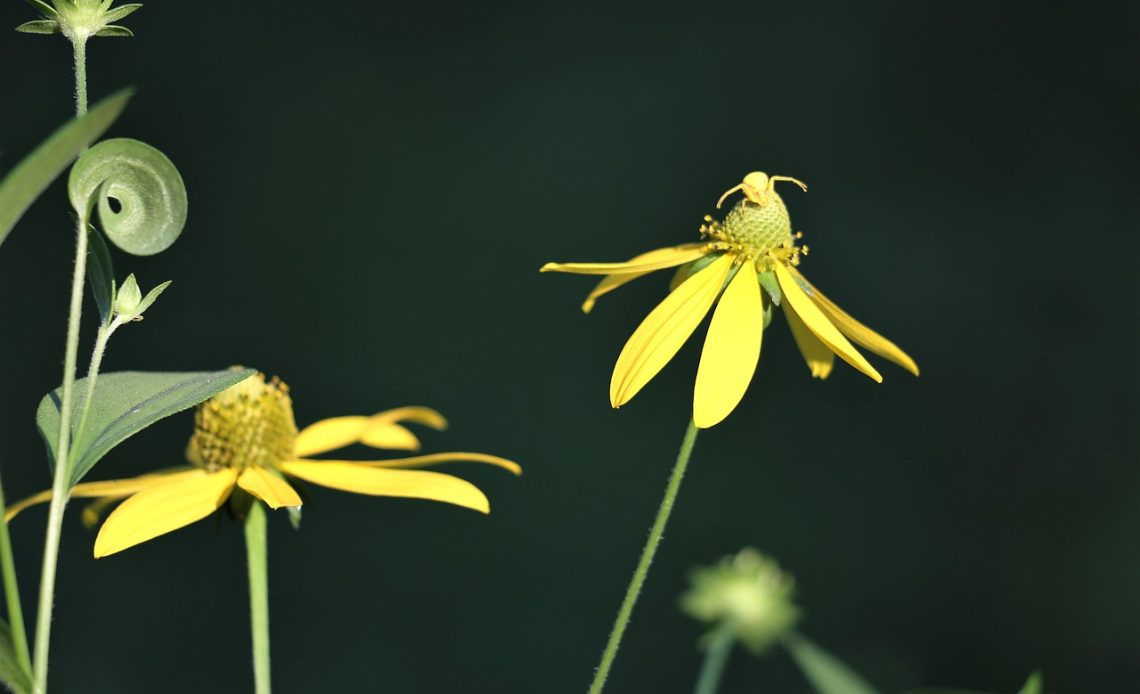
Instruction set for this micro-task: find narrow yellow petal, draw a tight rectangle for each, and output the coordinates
[784,302,835,379]
[693,262,764,428]
[369,406,448,431]
[789,267,919,376]
[279,461,490,514]
[359,423,422,451]
[578,246,709,313]
[611,254,733,407]
[237,467,302,509]
[94,468,238,558]
[354,452,522,475]
[775,263,882,383]
[540,243,707,276]
[5,468,195,523]
[294,416,369,457]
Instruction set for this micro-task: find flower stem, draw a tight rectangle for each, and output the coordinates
[693,627,735,694]
[244,502,271,694]
[33,38,91,688]
[72,320,120,447]
[587,419,699,694]
[0,471,32,679]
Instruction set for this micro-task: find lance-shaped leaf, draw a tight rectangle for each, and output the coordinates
[86,226,116,325]
[37,369,256,487]
[783,632,881,694]
[0,88,133,248]
[0,618,32,694]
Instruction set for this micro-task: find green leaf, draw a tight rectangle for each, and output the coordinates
[0,88,133,248]
[68,138,187,256]
[14,19,59,33]
[783,632,881,694]
[94,24,133,37]
[37,369,256,487]
[0,618,32,694]
[100,3,142,24]
[25,0,60,20]
[1017,672,1043,694]
[86,225,115,325]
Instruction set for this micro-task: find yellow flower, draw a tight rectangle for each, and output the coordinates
[8,373,520,557]
[541,171,918,429]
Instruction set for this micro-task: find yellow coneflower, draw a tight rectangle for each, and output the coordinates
[8,373,520,557]
[542,171,918,428]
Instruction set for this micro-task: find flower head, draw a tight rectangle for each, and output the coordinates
[8,373,521,557]
[680,548,798,654]
[541,171,918,428]
[15,0,142,40]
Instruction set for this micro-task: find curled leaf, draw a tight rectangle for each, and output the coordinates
[68,138,188,256]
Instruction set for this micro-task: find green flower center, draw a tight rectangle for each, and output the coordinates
[187,374,297,471]
[721,197,794,256]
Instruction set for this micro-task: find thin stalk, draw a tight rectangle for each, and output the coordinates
[693,627,735,694]
[245,502,271,694]
[33,42,90,691]
[72,320,120,446]
[0,471,32,678]
[587,420,700,694]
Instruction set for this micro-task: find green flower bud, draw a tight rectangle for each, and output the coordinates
[15,0,142,41]
[680,548,799,654]
[113,274,170,322]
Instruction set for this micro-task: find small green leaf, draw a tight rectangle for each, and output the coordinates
[14,19,59,33]
[68,138,188,256]
[86,226,116,325]
[759,270,781,305]
[0,88,133,248]
[783,632,881,694]
[25,0,60,20]
[134,280,170,316]
[100,3,142,24]
[94,24,132,37]
[37,368,256,486]
[0,618,32,694]
[905,671,1043,694]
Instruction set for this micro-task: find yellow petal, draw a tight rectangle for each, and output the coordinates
[784,302,835,379]
[611,254,733,407]
[94,468,238,558]
[294,416,369,457]
[774,263,882,383]
[369,406,448,430]
[789,267,919,376]
[5,468,195,523]
[279,461,490,514]
[578,246,709,313]
[693,261,764,428]
[360,423,422,451]
[237,467,302,509]
[356,452,522,475]
[540,243,708,276]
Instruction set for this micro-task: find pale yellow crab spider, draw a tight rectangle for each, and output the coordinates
[715,171,809,208]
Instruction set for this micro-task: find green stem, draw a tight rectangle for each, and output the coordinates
[693,628,735,694]
[245,502,271,694]
[0,472,32,678]
[72,39,87,116]
[32,211,89,693]
[72,320,119,447]
[587,419,700,694]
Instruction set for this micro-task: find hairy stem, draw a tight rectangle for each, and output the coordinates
[587,420,700,694]
[245,502,271,694]
[72,39,87,116]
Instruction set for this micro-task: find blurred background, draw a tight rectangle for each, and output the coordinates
[0,1,1136,692]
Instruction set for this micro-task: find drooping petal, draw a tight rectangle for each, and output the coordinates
[774,263,882,383]
[693,261,765,428]
[789,267,919,376]
[94,468,238,558]
[237,467,302,509]
[540,243,708,276]
[359,423,422,451]
[294,416,369,457]
[611,254,734,407]
[369,406,448,430]
[578,246,710,313]
[279,461,490,514]
[354,452,522,475]
[784,303,835,379]
[4,468,195,523]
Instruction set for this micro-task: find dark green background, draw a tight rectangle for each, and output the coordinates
[0,2,1136,692]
